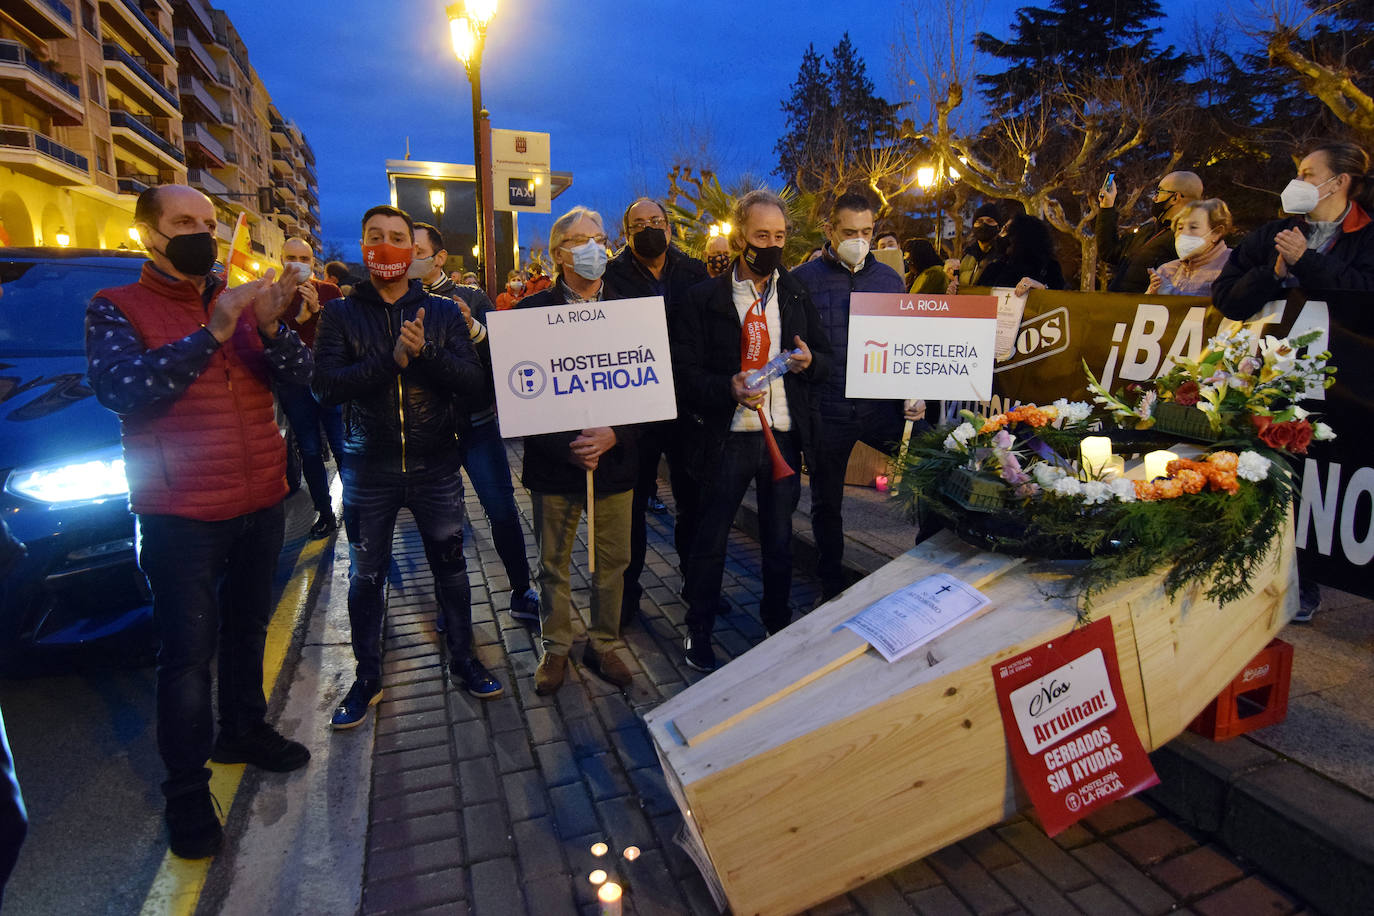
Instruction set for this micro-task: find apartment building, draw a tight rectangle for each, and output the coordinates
[1,0,320,265]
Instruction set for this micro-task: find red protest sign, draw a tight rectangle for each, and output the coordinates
[992,616,1159,835]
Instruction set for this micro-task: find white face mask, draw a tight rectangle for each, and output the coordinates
[835,237,870,269]
[284,261,312,284]
[406,255,436,280]
[1280,175,1337,215]
[1174,233,1210,260]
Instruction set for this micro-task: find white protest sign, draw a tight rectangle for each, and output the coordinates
[841,573,991,662]
[486,296,677,437]
[844,292,998,401]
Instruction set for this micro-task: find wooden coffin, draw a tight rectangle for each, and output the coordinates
[644,526,1297,916]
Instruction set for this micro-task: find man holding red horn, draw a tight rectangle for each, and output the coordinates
[671,189,832,672]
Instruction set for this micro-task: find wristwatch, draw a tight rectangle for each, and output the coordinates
[418,341,437,361]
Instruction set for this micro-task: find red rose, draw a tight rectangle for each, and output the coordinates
[1259,420,1295,451]
[1289,420,1313,454]
[1174,381,1200,407]
[1251,414,1272,435]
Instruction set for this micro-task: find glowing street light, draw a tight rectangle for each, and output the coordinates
[916,166,937,190]
[429,187,446,216]
[54,227,71,247]
[447,0,499,293]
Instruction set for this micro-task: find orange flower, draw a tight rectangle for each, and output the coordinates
[1176,468,1206,494]
[1206,451,1238,472]
[1155,478,1184,499]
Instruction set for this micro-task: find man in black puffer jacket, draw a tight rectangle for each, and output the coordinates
[603,197,709,629]
[313,205,501,730]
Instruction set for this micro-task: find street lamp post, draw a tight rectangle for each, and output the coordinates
[447,1,499,297]
[429,186,446,233]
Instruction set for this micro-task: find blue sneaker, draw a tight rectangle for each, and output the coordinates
[452,656,504,699]
[331,679,382,730]
[509,587,540,623]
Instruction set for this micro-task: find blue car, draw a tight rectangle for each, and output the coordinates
[0,248,299,675]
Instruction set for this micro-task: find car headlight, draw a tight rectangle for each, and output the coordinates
[4,445,129,506]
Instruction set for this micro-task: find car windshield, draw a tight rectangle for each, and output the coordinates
[0,260,145,356]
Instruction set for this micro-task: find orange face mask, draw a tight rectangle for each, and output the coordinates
[362,242,412,280]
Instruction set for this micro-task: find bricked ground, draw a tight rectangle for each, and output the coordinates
[355,452,1308,915]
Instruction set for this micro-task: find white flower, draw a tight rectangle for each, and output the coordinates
[1290,405,1310,420]
[1052,398,1092,423]
[951,422,977,445]
[943,434,960,450]
[1313,422,1336,441]
[1237,451,1270,483]
[1108,477,1137,502]
[1051,477,1084,497]
[1033,463,1066,487]
[1080,480,1112,505]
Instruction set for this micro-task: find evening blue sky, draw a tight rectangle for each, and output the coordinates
[217,0,1193,256]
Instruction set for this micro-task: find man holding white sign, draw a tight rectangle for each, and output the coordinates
[793,191,922,600]
[671,189,831,672]
[514,207,639,696]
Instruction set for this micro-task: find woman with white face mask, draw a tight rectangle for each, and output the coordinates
[1213,139,1374,320]
[1146,199,1233,296]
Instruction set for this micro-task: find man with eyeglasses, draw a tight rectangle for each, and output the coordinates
[1097,171,1203,293]
[604,198,709,630]
[518,206,638,696]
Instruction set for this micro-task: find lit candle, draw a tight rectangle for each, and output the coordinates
[1103,456,1125,479]
[598,881,623,916]
[1079,436,1112,476]
[622,846,640,861]
[590,842,608,857]
[1144,450,1179,481]
[874,475,889,492]
[589,869,608,886]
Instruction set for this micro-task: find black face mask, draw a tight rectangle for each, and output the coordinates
[972,224,998,244]
[706,253,731,274]
[632,226,669,259]
[1151,193,1177,222]
[154,230,218,277]
[742,242,783,277]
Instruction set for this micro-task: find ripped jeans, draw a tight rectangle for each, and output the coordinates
[340,456,473,682]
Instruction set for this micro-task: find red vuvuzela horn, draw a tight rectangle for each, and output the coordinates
[756,408,795,480]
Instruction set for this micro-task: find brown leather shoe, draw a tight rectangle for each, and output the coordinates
[534,652,568,695]
[582,646,632,688]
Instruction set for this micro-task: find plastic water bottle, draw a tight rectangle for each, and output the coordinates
[744,348,804,390]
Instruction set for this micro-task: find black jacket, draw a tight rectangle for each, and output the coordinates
[516,280,640,494]
[603,244,709,316]
[1212,205,1374,320]
[1097,206,1173,293]
[425,274,499,422]
[670,267,832,472]
[312,279,485,470]
[976,255,1066,290]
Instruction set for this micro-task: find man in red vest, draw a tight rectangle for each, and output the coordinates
[85,185,312,860]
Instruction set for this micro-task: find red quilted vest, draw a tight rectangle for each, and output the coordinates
[100,264,287,521]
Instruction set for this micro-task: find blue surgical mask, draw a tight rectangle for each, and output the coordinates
[569,240,607,281]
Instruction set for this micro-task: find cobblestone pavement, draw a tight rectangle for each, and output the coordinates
[355,455,1309,915]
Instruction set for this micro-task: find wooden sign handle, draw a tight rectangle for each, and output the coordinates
[586,469,596,573]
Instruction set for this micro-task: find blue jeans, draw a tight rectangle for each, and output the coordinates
[279,382,344,515]
[683,430,800,635]
[136,502,285,797]
[459,419,531,591]
[341,458,473,682]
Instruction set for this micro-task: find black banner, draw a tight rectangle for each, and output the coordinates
[960,289,1372,597]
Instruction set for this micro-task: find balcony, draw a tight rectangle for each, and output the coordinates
[173,27,219,84]
[176,0,215,42]
[109,108,185,165]
[176,73,222,122]
[8,0,76,40]
[182,121,225,166]
[103,43,180,116]
[100,0,175,60]
[0,39,84,125]
[187,167,228,197]
[116,171,154,194]
[0,125,89,184]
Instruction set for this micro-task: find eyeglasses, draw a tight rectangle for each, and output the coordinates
[628,217,668,232]
[560,235,608,248]
[1154,187,1179,199]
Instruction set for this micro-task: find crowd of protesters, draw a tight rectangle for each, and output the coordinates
[74,135,1374,861]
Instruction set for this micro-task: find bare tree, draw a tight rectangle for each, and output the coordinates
[1261,0,1374,141]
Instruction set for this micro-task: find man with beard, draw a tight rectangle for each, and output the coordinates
[603,198,708,629]
[314,205,501,732]
[671,189,831,672]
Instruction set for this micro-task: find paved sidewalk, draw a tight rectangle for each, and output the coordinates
[348,447,1311,915]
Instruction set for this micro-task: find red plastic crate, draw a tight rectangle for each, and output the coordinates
[1188,638,1294,741]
